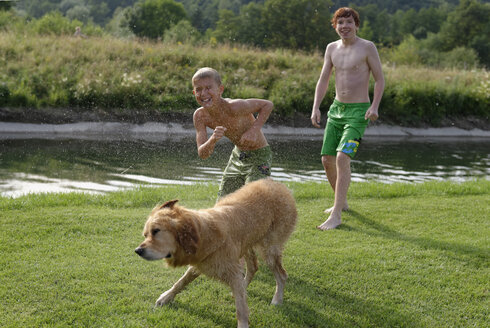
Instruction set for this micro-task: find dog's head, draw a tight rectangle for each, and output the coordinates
[134,199,199,266]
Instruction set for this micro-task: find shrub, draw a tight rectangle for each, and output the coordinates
[0,82,9,105]
[163,20,201,44]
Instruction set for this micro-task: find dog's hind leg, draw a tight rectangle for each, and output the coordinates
[262,246,288,305]
[244,249,258,287]
[155,266,200,307]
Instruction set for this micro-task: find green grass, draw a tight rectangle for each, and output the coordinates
[1,181,489,327]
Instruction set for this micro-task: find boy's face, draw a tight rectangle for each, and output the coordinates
[335,15,358,39]
[192,77,223,108]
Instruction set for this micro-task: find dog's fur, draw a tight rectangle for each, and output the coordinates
[135,179,297,328]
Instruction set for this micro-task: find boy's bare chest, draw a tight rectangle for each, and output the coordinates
[206,113,252,136]
[332,48,367,71]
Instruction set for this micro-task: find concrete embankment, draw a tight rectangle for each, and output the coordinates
[0,121,489,139]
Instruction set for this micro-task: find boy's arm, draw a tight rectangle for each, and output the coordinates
[365,42,385,121]
[311,44,334,128]
[193,109,226,159]
[234,99,273,145]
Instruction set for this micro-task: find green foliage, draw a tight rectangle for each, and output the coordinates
[163,19,201,43]
[0,82,9,105]
[26,11,104,36]
[0,10,24,31]
[125,0,188,39]
[0,30,488,125]
[0,1,13,11]
[436,0,490,67]
[262,0,335,51]
[105,7,134,38]
[28,11,77,35]
[8,0,490,67]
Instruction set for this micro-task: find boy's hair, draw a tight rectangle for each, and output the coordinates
[331,7,360,28]
[192,67,222,86]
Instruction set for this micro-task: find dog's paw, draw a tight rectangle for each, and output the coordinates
[155,291,175,307]
[270,296,283,306]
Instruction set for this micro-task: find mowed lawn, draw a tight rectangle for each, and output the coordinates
[0,181,488,327]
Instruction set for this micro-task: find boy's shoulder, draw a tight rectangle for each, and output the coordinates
[327,39,342,48]
[193,106,208,122]
[354,37,378,51]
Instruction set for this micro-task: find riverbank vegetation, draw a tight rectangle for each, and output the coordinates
[1,31,488,126]
[1,181,488,327]
[0,1,489,127]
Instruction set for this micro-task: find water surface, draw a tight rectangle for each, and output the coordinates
[1,134,488,197]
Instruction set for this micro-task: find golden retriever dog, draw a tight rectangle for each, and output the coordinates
[135,179,297,328]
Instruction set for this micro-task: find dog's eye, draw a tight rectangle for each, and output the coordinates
[151,228,160,236]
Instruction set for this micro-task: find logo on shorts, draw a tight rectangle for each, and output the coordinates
[257,164,270,175]
[341,139,360,154]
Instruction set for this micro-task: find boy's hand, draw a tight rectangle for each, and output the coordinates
[365,107,379,121]
[212,126,226,141]
[311,109,321,128]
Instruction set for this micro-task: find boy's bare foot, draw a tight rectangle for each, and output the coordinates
[317,215,342,230]
[324,204,349,214]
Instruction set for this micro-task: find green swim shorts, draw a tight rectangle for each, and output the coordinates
[321,99,370,158]
[218,145,272,199]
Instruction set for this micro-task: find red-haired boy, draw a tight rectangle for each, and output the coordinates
[311,7,385,230]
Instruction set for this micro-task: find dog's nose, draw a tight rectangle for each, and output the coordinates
[135,247,144,256]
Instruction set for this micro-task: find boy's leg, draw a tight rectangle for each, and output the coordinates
[318,152,350,230]
[217,147,246,200]
[244,146,272,183]
[318,101,370,230]
[218,175,245,200]
[321,114,349,214]
[321,155,350,214]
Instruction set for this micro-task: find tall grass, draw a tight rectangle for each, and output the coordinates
[0,29,488,125]
[0,180,489,327]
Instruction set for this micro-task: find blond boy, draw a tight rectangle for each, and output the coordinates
[192,67,274,199]
[311,7,385,230]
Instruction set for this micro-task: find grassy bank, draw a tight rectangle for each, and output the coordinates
[0,32,488,127]
[1,181,489,327]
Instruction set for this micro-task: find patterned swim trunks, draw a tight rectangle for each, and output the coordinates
[218,145,272,199]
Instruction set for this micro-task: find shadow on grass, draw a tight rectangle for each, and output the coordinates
[164,300,236,328]
[249,270,420,327]
[347,210,488,265]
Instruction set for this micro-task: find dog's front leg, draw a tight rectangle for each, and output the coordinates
[229,273,250,328]
[155,266,200,307]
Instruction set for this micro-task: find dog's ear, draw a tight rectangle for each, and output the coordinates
[160,199,178,209]
[175,220,199,255]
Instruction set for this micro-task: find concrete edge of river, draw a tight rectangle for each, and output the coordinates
[0,121,489,139]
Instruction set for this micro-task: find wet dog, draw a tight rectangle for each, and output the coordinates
[135,179,297,328]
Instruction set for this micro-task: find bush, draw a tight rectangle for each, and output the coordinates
[441,47,479,69]
[0,82,9,105]
[0,31,487,126]
[163,20,201,44]
[27,11,104,37]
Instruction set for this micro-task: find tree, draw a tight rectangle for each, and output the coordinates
[66,5,91,23]
[164,19,201,43]
[0,1,13,11]
[436,0,490,66]
[262,0,334,50]
[126,0,188,39]
[213,9,240,43]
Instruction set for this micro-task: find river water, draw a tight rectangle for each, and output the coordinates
[1,125,489,197]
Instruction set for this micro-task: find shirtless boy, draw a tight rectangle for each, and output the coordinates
[311,7,385,230]
[192,67,274,199]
